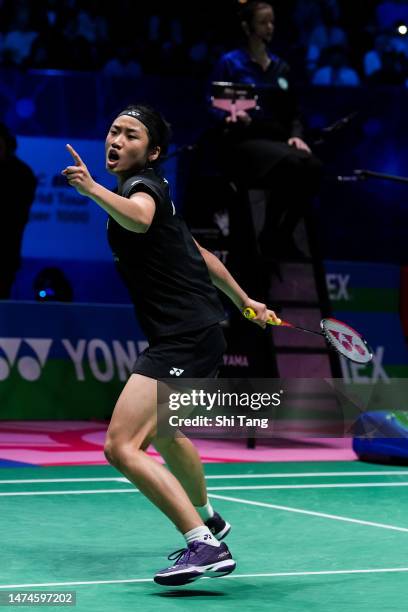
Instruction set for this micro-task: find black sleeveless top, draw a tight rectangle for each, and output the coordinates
[107,168,225,341]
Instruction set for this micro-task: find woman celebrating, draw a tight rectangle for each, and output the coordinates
[62,104,279,586]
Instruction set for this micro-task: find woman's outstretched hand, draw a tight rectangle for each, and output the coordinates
[61,144,96,197]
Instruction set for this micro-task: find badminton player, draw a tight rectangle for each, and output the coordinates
[62,104,280,586]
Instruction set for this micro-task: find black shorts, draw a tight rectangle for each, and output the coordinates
[133,323,227,380]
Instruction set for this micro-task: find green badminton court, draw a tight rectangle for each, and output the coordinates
[1,461,408,611]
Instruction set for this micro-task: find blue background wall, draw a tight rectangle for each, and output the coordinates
[1,70,407,301]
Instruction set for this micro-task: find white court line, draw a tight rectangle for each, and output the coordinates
[2,470,408,485]
[1,567,408,589]
[3,482,408,497]
[207,482,408,491]
[209,493,408,533]
[0,489,139,497]
[0,478,126,485]
[0,482,408,497]
[205,470,408,480]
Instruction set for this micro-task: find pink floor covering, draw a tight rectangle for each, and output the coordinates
[0,421,357,466]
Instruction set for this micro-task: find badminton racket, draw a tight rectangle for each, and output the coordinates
[243,307,373,364]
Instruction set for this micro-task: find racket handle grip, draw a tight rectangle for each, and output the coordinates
[242,307,285,326]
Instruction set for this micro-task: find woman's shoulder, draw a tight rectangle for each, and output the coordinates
[120,168,165,196]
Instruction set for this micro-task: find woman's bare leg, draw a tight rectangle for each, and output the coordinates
[104,373,203,533]
[152,433,207,506]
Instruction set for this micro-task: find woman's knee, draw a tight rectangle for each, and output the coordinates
[103,435,123,467]
[104,434,148,469]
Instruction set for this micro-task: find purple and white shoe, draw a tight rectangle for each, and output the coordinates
[154,541,236,586]
[205,512,231,540]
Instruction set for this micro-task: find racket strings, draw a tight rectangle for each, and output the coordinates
[322,319,372,364]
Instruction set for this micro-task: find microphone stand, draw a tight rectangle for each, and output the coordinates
[312,112,358,146]
[337,169,408,185]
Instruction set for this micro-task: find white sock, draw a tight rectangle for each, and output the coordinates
[184,526,220,547]
[194,500,215,522]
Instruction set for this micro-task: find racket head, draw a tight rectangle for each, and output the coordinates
[320,318,373,364]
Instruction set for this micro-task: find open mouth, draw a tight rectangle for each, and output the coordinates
[108,149,120,162]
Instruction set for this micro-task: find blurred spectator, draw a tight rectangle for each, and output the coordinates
[147,14,161,43]
[364,30,408,73]
[0,123,37,299]
[369,48,407,84]
[1,6,38,66]
[29,29,66,69]
[160,17,189,75]
[28,4,71,71]
[142,13,189,75]
[293,0,323,48]
[46,0,58,26]
[188,30,225,77]
[183,4,226,77]
[59,1,108,70]
[306,1,348,72]
[75,5,108,45]
[168,17,183,47]
[364,32,395,75]
[312,45,361,86]
[62,13,97,70]
[324,0,341,21]
[0,0,406,84]
[188,38,211,76]
[102,45,143,78]
[389,19,408,57]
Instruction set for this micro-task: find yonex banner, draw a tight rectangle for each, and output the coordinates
[0,301,146,420]
[325,261,408,381]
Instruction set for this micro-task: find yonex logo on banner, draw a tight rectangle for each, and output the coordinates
[0,338,149,382]
[326,274,351,301]
[340,346,390,384]
[0,338,52,381]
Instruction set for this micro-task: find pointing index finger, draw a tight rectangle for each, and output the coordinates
[66,143,83,166]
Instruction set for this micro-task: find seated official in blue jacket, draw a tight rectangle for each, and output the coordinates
[210,0,322,260]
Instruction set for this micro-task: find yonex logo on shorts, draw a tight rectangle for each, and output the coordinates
[169,367,184,377]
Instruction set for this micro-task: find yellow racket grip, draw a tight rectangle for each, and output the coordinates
[242,307,282,326]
